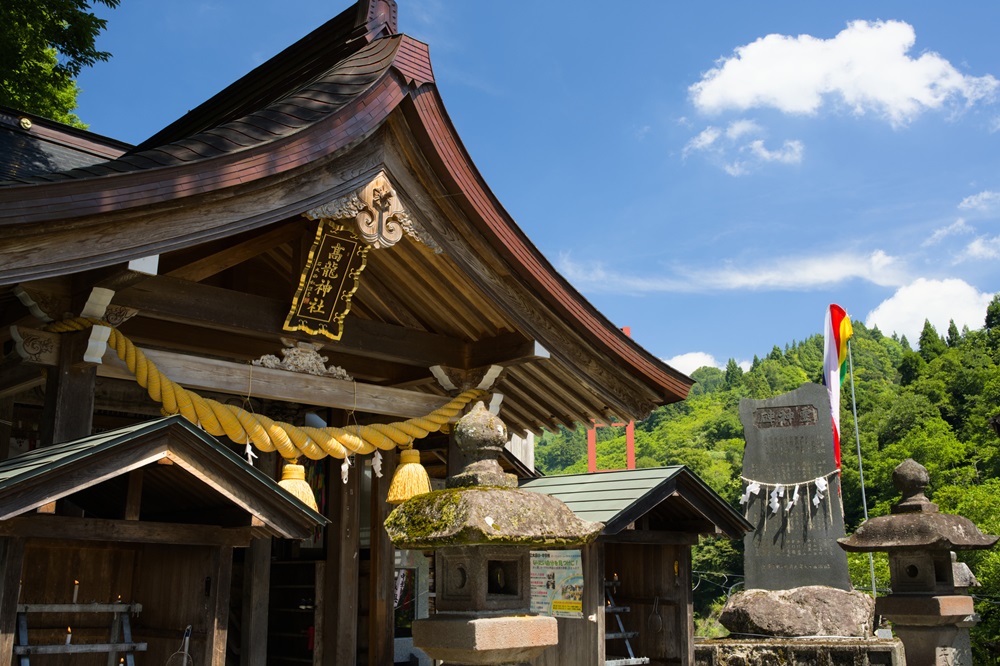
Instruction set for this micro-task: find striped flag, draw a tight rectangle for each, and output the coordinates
[823,304,853,468]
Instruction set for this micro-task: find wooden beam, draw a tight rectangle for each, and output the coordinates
[113,276,468,368]
[0,515,254,547]
[466,331,548,369]
[97,347,453,419]
[0,358,43,401]
[166,220,305,283]
[599,530,700,546]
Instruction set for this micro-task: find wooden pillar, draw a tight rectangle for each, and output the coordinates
[680,546,694,666]
[0,397,12,461]
[241,538,271,666]
[203,546,233,666]
[585,542,606,666]
[368,453,396,666]
[0,537,24,666]
[40,329,97,446]
[324,458,360,663]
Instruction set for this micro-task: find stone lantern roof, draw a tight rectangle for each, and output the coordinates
[839,459,997,553]
[385,401,603,550]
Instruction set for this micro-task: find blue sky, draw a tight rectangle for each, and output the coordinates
[73,1,1000,375]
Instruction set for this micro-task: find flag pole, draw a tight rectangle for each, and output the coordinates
[847,338,877,600]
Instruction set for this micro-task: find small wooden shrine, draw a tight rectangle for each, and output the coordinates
[0,1,696,664]
[522,467,751,666]
[0,417,325,665]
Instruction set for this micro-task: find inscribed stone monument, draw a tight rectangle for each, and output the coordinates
[739,383,851,591]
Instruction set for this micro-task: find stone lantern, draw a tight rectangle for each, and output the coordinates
[385,401,603,665]
[839,459,997,666]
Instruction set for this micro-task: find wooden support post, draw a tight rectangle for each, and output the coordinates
[203,546,233,666]
[124,469,143,521]
[368,453,396,666]
[0,397,12,462]
[584,542,605,666]
[325,457,360,663]
[241,537,271,666]
[0,537,25,666]
[40,329,99,446]
[680,547,694,666]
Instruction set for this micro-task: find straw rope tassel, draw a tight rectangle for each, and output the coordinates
[386,446,431,504]
[278,459,318,511]
[44,318,484,507]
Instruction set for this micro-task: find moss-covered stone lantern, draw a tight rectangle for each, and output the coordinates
[839,458,997,666]
[385,401,602,665]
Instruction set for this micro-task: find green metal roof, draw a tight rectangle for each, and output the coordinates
[520,466,751,538]
[0,416,328,537]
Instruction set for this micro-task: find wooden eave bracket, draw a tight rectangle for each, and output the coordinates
[10,325,110,367]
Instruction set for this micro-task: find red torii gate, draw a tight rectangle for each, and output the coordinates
[587,327,637,473]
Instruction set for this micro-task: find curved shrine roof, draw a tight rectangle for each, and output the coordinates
[0,0,692,432]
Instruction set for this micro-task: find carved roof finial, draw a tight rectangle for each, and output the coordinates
[356,0,397,39]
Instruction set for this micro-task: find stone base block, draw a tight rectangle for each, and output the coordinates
[413,614,557,665]
[694,637,905,666]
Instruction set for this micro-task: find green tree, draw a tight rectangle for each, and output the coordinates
[918,320,947,362]
[946,319,961,348]
[0,0,120,126]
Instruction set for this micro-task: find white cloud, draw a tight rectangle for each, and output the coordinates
[665,352,720,375]
[726,119,761,140]
[958,190,1000,212]
[960,235,1000,260]
[683,126,722,156]
[865,278,995,342]
[690,20,999,127]
[557,249,906,293]
[685,121,801,176]
[748,139,804,164]
[922,218,973,246]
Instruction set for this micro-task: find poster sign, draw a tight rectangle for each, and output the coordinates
[530,550,584,618]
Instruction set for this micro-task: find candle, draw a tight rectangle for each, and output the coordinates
[72,580,79,604]
[65,627,71,645]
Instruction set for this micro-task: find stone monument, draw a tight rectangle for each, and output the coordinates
[720,383,873,638]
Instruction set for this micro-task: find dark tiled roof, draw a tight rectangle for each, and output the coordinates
[5,35,401,186]
[0,107,130,181]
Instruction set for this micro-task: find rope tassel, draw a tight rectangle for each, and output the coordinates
[278,459,318,511]
[386,447,431,504]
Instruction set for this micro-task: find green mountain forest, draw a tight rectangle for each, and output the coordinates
[535,295,1000,661]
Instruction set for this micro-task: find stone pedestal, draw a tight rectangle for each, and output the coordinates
[413,614,557,665]
[875,596,975,666]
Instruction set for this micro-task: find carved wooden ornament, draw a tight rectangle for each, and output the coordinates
[304,171,439,252]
